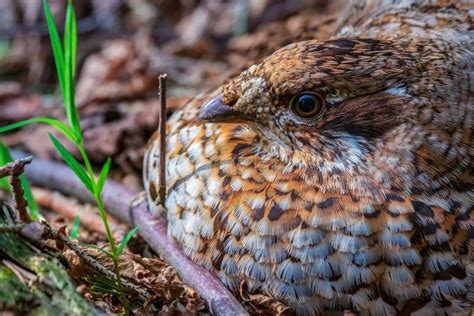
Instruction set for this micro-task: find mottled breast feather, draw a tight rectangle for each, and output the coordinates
[145,1,473,315]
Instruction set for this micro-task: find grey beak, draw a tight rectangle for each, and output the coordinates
[199,95,251,123]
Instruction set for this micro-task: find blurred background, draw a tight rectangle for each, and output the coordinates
[0,0,343,188]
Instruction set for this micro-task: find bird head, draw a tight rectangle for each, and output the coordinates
[199,38,467,196]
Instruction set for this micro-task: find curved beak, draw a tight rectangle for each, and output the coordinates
[199,95,252,123]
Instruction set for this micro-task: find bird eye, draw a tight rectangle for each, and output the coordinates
[291,93,323,118]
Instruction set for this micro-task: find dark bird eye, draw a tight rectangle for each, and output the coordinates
[291,93,323,118]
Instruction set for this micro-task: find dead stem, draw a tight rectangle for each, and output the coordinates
[0,224,25,233]
[9,175,29,222]
[46,224,150,301]
[0,157,32,222]
[158,74,167,207]
[0,157,32,178]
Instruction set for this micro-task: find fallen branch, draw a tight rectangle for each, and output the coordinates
[11,150,248,316]
[46,224,149,301]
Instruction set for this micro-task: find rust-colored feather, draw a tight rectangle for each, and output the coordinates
[145,1,473,314]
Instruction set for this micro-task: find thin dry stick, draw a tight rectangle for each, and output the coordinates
[46,225,149,301]
[0,157,32,178]
[0,157,33,223]
[9,176,29,222]
[158,74,167,206]
[12,150,248,316]
[0,224,25,234]
[0,205,47,244]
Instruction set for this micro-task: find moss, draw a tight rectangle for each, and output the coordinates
[0,266,34,310]
[0,204,93,315]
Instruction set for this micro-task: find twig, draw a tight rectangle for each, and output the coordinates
[11,150,248,316]
[9,175,29,223]
[46,225,149,301]
[0,157,33,223]
[158,74,167,206]
[0,224,25,234]
[0,211,46,243]
[0,157,32,178]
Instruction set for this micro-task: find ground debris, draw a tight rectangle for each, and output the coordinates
[63,243,206,314]
[0,203,94,315]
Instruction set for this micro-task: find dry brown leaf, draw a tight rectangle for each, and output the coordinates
[75,40,152,108]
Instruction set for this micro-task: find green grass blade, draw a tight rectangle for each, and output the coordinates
[0,178,8,191]
[115,226,138,257]
[20,174,39,220]
[70,208,82,239]
[49,133,94,193]
[96,157,111,196]
[0,117,79,143]
[63,7,72,126]
[63,0,81,135]
[43,0,65,100]
[0,41,11,60]
[70,2,77,78]
[0,142,11,191]
[82,244,113,258]
[0,141,40,219]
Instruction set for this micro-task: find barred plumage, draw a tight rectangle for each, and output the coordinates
[145,1,473,314]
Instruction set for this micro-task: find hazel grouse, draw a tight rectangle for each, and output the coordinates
[144,0,473,314]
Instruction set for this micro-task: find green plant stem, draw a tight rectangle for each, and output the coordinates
[96,185,128,314]
[95,184,130,313]
[76,143,114,250]
[76,141,115,246]
[78,143,94,182]
[111,256,128,314]
[94,197,115,252]
[77,141,128,313]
